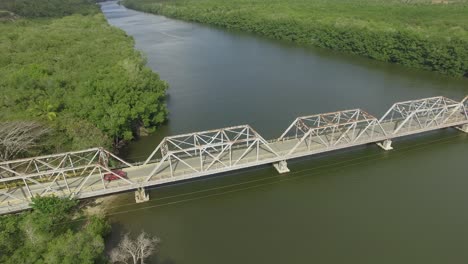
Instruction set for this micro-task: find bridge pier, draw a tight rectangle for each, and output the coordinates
[273,160,290,174]
[377,139,393,151]
[135,188,149,203]
[456,124,468,133]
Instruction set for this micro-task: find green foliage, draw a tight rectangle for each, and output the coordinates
[0,214,23,257]
[23,196,77,241]
[28,100,58,121]
[30,195,77,215]
[30,196,77,216]
[0,0,168,154]
[85,215,111,237]
[0,0,99,18]
[0,196,109,263]
[122,0,468,77]
[43,230,105,264]
[58,115,112,150]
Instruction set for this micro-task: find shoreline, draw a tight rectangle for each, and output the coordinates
[121,0,468,78]
[82,193,123,216]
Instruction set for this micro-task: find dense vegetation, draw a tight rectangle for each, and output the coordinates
[0,0,168,156]
[0,0,97,18]
[0,196,110,264]
[122,0,468,77]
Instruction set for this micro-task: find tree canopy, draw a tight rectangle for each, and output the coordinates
[0,0,168,156]
[0,196,110,264]
[0,0,98,18]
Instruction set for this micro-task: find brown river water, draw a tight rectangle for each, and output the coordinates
[100,2,468,263]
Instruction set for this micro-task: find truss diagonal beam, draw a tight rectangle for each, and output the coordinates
[143,125,280,181]
[280,109,388,156]
[379,96,465,135]
[0,95,466,214]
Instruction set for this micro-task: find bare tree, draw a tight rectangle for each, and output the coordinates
[110,231,160,264]
[0,121,50,161]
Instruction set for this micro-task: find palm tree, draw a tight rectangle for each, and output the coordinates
[29,100,57,121]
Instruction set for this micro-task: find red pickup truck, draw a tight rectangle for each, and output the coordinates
[104,170,128,181]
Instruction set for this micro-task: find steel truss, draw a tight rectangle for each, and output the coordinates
[279,109,387,155]
[0,148,133,204]
[0,95,467,214]
[143,125,280,181]
[379,96,467,135]
[463,96,468,114]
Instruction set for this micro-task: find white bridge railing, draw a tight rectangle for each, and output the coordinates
[0,95,467,214]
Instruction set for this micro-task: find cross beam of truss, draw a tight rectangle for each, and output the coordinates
[0,148,131,178]
[0,148,134,203]
[278,109,387,155]
[462,96,468,114]
[0,95,466,214]
[379,96,467,135]
[143,125,280,181]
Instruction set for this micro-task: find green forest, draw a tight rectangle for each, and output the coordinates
[0,0,168,157]
[122,0,468,78]
[0,197,111,264]
[0,196,110,264]
[0,1,165,262]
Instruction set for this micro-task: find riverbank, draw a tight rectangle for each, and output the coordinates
[82,194,123,216]
[0,0,168,155]
[121,0,468,78]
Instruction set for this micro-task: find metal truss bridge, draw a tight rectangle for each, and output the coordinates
[1,95,467,214]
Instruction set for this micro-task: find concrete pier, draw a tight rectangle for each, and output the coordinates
[377,139,393,151]
[1,95,467,215]
[456,124,468,133]
[135,188,149,203]
[273,160,290,174]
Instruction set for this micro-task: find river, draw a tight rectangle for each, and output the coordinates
[100,2,468,263]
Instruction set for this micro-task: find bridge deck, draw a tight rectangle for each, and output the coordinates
[0,96,466,214]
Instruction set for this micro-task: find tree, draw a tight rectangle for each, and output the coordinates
[28,196,78,234]
[28,100,58,121]
[0,214,23,257]
[0,121,50,161]
[1,0,168,152]
[43,230,106,264]
[110,232,160,264]
[1,196,111,264]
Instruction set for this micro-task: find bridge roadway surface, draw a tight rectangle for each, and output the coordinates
[0,96,467,214]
